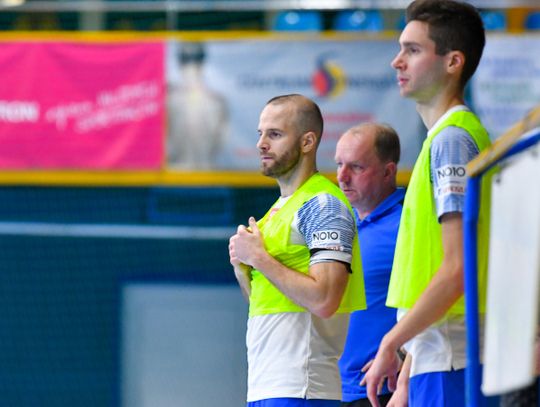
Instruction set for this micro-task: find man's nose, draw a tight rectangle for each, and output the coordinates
[256,135,267,151]
[391,51,403,70]
[337,166,349,183]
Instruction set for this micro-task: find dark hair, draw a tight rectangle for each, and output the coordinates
[373,124,401,164]
[406,0,485,88]
[266,94,324,145]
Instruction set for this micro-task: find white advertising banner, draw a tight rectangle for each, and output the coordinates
[482,131,540,395]
[472,35,540,140]
[166,39,421,171]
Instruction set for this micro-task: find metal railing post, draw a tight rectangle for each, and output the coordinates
[464,175,482,407]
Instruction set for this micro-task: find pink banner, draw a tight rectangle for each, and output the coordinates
[0,42,164,169]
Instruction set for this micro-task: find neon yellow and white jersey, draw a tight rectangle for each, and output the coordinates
[246,173,366,401]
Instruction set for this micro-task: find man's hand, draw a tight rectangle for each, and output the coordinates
[386,351,411,407]
[229,217,265,268]
[229,219,259,300]
[361,343,401,407]
[387,385,408,407]
[229,223,249,268]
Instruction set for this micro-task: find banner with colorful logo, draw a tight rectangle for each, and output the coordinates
[0,36,536,174]
[166,39,421,171]
[0,42,165,170]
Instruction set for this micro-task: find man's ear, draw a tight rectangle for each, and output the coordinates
[302,131,317,153]
[384,161,398,180]
[447,50,465,75]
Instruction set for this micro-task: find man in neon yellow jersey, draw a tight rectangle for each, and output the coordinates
[229,94,366,407]
[362,1,492,406]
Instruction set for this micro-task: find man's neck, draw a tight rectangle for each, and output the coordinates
[356,185,397,220]
[277,162,317,198]
[416,89,464,130]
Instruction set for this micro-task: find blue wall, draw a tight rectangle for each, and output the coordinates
[0,186,278,406]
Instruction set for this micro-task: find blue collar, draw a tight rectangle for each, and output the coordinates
[355,187,406,224]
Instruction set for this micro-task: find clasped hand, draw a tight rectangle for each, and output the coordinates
[228,217,264,268]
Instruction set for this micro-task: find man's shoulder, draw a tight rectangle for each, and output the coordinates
[432,125,475,146]
[298,193,352,221]
[431,106,489,151]
[431,126,480,163]
[296,193,355,241]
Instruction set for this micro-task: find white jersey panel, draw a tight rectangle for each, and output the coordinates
[246,312,349,401]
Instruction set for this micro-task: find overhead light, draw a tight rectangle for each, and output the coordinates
[0,0,25,7]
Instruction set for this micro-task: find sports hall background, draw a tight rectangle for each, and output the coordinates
[0,1,538,406]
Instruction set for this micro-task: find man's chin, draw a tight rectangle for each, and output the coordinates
[260,165,276,178]
[400,88,411,98]
[344,191,358,203]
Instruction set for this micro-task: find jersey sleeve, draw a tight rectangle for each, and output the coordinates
[295,193,355,268]
[430,126,479,220]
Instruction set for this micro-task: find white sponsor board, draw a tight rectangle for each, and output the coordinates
[482,131,540,395]
[166,39,422,171]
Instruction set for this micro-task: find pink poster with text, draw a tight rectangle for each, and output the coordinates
[0,42,164,169]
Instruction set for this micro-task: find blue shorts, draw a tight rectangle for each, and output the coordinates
[248,399,340,407]
[409,369,499,407]
[409,370,466,407]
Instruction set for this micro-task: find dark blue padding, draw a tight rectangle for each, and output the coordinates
[525,11,540,30]
[273,10,323,32]
[147,187,234,226]
[333,10,383,32]
[480,10,507,31]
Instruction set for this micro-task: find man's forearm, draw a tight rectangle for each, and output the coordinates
[398,352,411,388]
[250,252,348,318]
[234,265,252,301]
[382,214,465,352]
[381,262,464,353]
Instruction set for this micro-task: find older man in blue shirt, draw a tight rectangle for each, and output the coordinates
[335,123,405,407]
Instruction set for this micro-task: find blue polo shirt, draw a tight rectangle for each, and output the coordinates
[338,187,405,402]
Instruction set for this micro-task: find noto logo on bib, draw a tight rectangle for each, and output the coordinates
[312,230,340,246]
[436,165,466,180]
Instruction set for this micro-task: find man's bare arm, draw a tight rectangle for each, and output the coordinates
[230,217,349,318]
[362,213,465,405]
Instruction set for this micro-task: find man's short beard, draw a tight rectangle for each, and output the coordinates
[260,148,301,178]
